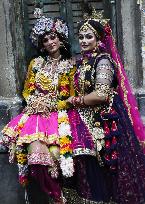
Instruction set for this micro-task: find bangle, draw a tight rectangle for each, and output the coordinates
[71,97,77,105]
[70,96,86,106]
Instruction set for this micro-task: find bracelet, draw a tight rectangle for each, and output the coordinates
[80,95,85,105]
[71,97,77,105]
[71,96,85,106]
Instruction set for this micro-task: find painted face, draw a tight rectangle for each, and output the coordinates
[42,32,61,55]
[78,28,97,52]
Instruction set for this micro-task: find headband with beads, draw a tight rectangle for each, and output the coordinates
[79,9,110,38]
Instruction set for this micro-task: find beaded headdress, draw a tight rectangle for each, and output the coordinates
[79,9,110,38]
[30,8,69,47]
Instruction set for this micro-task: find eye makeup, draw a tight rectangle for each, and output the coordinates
[78,33,94,40]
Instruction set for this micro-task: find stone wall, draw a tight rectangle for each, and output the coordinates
[0,0,26,146]
[116,0,143,87]
[141,0,145,85]
[0,1,26,203]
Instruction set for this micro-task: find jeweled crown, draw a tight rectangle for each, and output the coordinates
[83,8,109,26]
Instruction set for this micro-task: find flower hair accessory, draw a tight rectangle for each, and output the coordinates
[30,7,69,47]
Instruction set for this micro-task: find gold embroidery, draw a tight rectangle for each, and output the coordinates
[95,83,111,98]
[17,133,59,146]
[96,73,113,82]
[2,126,17,138]
[63,188,117,204]
[35,72,56,92]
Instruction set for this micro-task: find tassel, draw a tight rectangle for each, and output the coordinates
[111,151,118,160]
[112,136,117,145]
[105,140,110,149]
[111,121,117,131]
[104,154,110,161]
[104,121,110,135]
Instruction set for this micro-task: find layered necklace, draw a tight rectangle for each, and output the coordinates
[35,55,62,93]
[77,51,98,95]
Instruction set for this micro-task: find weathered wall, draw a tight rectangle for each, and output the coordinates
[0,1,25,203]
[0,0,17,97]
[116,0,145,120]
[0,0,25,147]
[116,0,143,87]
[141,0,145,85]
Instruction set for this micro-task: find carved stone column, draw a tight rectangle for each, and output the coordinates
[0,0,26,143]
[116,0,143,87]
[0,1,25,203]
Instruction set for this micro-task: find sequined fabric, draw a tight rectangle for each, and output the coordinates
[113,94,145,204]
[63,188,117,204]
[27,152,54,166]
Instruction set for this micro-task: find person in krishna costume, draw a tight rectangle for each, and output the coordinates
[1,7,76,204]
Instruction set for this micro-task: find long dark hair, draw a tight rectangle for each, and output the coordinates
[37,31,72,60]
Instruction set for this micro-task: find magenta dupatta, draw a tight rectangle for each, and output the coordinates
[102,25,145,152]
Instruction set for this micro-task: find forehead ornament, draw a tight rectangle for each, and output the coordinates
[79,22,99,38]
[79,9,109,39]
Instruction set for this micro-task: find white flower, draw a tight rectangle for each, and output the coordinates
[93,127,105,139]
[100,139,105,146]
[59,123,71,136]
[58,110,67,118]
[60,156,74,177]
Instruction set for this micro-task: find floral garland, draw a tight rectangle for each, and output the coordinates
[15,114,29,186]
[57,69,75,177]
[58,110,74,177]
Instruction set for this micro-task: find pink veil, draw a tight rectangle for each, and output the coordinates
[102,24,145,152]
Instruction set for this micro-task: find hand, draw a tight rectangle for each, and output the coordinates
[66,96,84,106]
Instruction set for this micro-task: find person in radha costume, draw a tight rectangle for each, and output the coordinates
[1,8,76,204]
[62,5,145,204]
